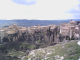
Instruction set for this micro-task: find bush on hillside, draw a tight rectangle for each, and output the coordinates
[3,37,9,42]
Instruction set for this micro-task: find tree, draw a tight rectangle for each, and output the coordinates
[3,37,9,42]
[71,36,75,40]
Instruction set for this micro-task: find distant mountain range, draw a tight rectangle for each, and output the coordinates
[0,19,80,28]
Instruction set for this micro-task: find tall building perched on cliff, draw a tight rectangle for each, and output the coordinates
[68,20,77,39]
[59,19,80,40]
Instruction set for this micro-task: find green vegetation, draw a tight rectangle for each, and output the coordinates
[0,56,20,60]
[0,42,36,60]
[3,37,9,42]
[38,32,46,35]
[3,42,36,51]
[25,40,80,60]
[71,36,75,40]
[1,39,80,60]
[8,50,26,57]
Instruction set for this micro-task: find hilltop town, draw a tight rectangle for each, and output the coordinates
[0,20,80,60]
[0,20,80,44]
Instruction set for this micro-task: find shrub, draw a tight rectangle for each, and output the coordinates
[3,37,9,42]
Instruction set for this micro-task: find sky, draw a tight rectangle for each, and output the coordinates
[0,0,80,20]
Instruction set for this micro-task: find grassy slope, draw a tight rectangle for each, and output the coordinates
[0,42,36,60]
[25,40,80,60]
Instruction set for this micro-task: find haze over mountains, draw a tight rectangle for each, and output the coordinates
[0,19,80,28]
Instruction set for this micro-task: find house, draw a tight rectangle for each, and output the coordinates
[60,26,69,36]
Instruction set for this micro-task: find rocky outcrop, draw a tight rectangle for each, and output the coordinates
[24,40,80,60]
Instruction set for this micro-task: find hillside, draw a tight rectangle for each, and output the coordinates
[24,40,80,60]
[0,20,70,28]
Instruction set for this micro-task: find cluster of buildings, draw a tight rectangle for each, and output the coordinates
[28,24,56,34]
[0,24,27,43]
[60,20,80,40]
[0,24,57,43]
[0,20,80,43]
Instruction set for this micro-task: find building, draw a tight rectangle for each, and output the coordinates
[78,23,80,39]
[68,20,77,39]
[60,23,68,27]
[60,26,69,40]
[59,20,78,40]
[68,20,77,27]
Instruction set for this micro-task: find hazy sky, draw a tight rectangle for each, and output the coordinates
[0,0,80,20]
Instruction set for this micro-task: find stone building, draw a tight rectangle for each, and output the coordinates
[60,26,69,35]
[78,23,80,39]
[73,25,79,39]
[68,20,77,27]
[59,20,79,40]
[18,27,27,33]
[60,23,68,27]
[68,20,77,39]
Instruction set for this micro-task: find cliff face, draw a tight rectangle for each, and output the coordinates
[24,40,80,60]
[2,25,61,46]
